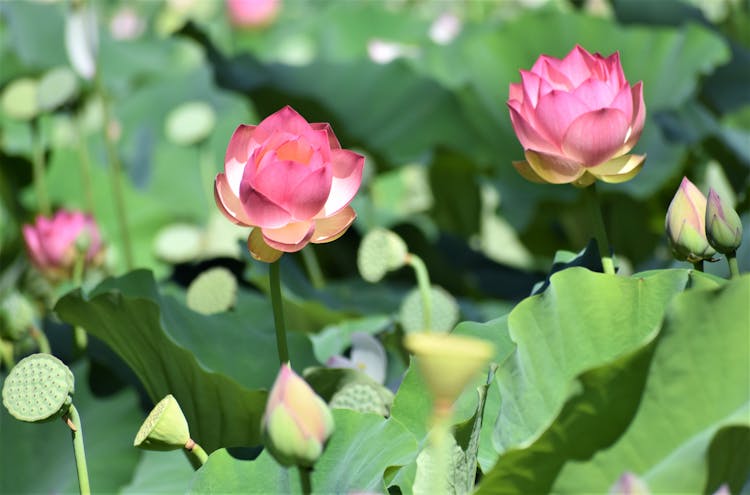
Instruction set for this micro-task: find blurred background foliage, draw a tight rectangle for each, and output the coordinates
[0,0,749,492]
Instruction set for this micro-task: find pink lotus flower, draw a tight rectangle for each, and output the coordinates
[226,0,280,28]
[507,45,646,186]
[214,106,364,262]
[22,209,104,281]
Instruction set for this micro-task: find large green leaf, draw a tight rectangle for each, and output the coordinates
[120,450,194,494]
[54,270,318,451]
[188,409,418,494]
[0,362,142,494]
[553,275,750,493]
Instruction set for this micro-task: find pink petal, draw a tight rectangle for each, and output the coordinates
[240,188,291,229]
[525,150,585,184]
[538,59,573,91]
[561,108,630,166]
[604,52,626,88]
[258,106,313,136]
[224,124,257,195]
[508,82,524,104]
[507,104,558,155]
[608,84,634,121]
[519,70,543,108]
[311,206,356,243]
[288,165,333,220]
[624,82,646,150]
[326,355,355,369]
[311,122,342,149]
[261,221,315,252]
[591,154,646,184]
[248,158,321,207]
[571,79,618,111]
[214,172,253,226]
[22,224,49,269]
[534,90,590,148]
[318,150,364,217]
[557,45,595,87]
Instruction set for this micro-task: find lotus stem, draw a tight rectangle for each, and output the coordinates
[184,439,208,469]
[406,253,432,331]
[427,402,452,495]
[31,119,51,216]
[72,255,88,353]
[692,260,704,272]
[301,247,325,289]
[583,184,615,275]
[29,325,51,354]
[269,260,290,364]
[727,252,740,279]
[75,112,96,214]
[298,466,313,495]
[65,404,91,495]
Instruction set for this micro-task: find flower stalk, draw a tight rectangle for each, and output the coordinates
[298,466,313,495]
[64,404,91,495]
[406,253,433,331]
[583,184,615,275]
[31,119,51,216]
[269,261,290,364]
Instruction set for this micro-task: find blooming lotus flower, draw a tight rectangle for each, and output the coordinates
[665,177,715,263]
[262,363,334,467]
[507,45,646,186]
[22,209,104,281]
[226,0,279,28]
[214,106,364,262]
[705,188,743,254]
[326,332,387,384]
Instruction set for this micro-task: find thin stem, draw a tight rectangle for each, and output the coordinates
[692,260,704,272]
[31,119,51,216]
[75,112,96,214]
[95,76,133,270]
[269,261,290,364]
[406,253,432,332]
[29,325,51,354]
[727,252,740,279]
[0,340,15,369]
[65,404,91,495]
[583,184,615,275]
[298,466,313,495]
[184,440,208,470]
[72,255,88,353]
[427,404,452,495]
[301,247,325,289]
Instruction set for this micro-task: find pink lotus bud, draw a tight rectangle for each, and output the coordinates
[261,363,334,467]
[226,0,280,29]
[609,472,650,495]
[705,188,743,254]
[665,177,715,263]
[214,106,364,262]
[507,45,646,186]
[22,209,104,281]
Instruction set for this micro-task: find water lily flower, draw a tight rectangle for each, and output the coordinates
[22,209,104,281]
[226,0,279,28]
[507,45,646,186]
[262,363,334,467]
[665,177,715,263]
[705,188,743,254]
[214,106,364,262]
[326,332,387,384]
[429,12,462,45]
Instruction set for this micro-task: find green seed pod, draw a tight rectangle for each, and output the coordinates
[133,394,191,451]
[2,353,75,423]
[329,383,390,417]
[357,228,408,283]
[186,267,238,315]
[0,292,36,341]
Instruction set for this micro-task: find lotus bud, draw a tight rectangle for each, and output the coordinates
[705,189,743,254]
[609,472,650,495]
[262,364,334,467]
[404,333,494,415]
[134,394,191,451]
[665,177,716,263]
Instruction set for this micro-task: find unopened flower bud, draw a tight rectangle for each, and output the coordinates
[705,188,743,254]
[665,177,715,263]
[262,364,334,467]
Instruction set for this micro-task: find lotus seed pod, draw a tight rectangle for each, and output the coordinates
[0,292,36,341]
[399,285,459,334]
[2,353,74,423]
[133,394,191,451]
[186,267,238,315]
[404,333,493,411]
[330,383,389,416]
[164,101,216,146]
[705,189,743,254]
[357,228,408,283]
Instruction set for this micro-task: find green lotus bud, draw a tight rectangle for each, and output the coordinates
[705,188,743,254]
[609,472,650,495]
[134,394,191,451]
[261,364,334,467]
[665,177,716,263]
[0,292,35,341]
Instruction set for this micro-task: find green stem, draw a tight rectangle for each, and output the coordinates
[184,440,208,470]
[72,255,88,353]
[727,252,740,279]
[692,260,704,272]
[298,466,313,495]
[31,119,51,216]
[29,325,51,354]
[0,340,15,369]
[269,261,290,364]
[583,184,615,275]
[65,404,91,495]
[427,405,452,495]
[301,247,325,289]
[406,253,432,332]
[75,112,96,214]
[95,76,133,270]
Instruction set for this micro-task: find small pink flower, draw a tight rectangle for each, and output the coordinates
[226,0,280,29]
[214,106,364,262]
[507,45,646,186]
[22,209,104,281]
